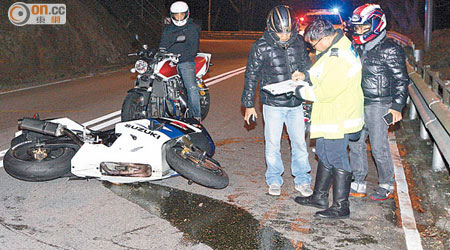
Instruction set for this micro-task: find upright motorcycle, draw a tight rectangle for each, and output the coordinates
[121,35,211,122]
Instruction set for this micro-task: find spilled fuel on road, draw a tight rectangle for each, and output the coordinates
[105,182,296,249]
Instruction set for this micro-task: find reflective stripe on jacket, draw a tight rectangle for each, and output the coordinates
[300,32,364,139]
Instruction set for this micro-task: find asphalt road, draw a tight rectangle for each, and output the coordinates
[0,40,416,249]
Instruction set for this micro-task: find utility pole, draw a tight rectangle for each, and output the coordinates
[208,0,211,31]
[424,0,433,51]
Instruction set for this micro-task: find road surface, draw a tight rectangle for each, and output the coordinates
[0,40,424,249]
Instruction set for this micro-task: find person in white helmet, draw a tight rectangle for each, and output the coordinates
[160,1,201,121]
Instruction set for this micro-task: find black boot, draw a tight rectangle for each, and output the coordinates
[294,160,333,209]
[315,168,352,219]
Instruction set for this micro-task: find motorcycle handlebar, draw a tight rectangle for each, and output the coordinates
[156,50,180,58]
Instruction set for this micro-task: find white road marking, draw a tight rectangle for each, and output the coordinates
[0,69,126,96]
[82,110,121,127]
[389,132,423,250]
[89,117,121,131]
[204,66,246,83]
[205,68,246,87]
[0,150,5,168]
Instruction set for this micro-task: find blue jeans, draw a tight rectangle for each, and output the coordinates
[177,62,201,119]
[263,105,311,186]
[348,102,395,187]
[315,135,351,172]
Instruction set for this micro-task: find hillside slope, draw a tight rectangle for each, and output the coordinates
[0,0,165,91]
[424,29,450,80]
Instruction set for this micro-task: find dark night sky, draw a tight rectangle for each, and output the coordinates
[165,0,450,31]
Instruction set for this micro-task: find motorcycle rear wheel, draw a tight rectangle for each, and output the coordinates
[166,141,228,189]
[4,141,76,182]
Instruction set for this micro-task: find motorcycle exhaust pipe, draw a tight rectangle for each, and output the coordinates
[19,118,84,146]
[19,118,65,137]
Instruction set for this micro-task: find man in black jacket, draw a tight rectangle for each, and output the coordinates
[160,1,201,121]
[348,4,409,200]
[241,5,312,196]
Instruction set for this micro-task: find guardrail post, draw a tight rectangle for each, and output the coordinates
[424,65,431,85]
[413,49,423,64]
[420,120,430,140]
[431,75,439,95]
[444,80,450,106]
[409,100,418,120]
[432,143,446,172]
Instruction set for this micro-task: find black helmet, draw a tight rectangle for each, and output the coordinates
[266,5,297,34]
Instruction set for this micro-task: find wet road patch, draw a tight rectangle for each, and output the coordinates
[105,182,298,249]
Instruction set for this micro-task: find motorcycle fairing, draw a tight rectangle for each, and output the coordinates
[156,53,211,80]
[157,60,178,79]
[194,53,211,77]
[71,117,203,183]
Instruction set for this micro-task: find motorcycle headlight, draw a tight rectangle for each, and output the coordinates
[135,60,148,74]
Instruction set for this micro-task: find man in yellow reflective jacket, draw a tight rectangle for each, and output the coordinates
[293,19,364,219]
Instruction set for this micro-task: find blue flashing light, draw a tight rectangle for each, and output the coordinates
[332,8,339,13]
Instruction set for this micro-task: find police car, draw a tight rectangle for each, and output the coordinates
[298,9,344,36]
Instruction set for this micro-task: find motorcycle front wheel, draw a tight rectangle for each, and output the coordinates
[4,141,76,182]
[121,91,147,122]
[166,140,228,189]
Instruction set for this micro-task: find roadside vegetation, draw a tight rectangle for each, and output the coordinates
[423,29,450,80]
[0,0,165,92]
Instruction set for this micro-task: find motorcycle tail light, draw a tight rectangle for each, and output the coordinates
[135,60,148,74]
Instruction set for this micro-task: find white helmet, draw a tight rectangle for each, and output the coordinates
[170,1,189,26]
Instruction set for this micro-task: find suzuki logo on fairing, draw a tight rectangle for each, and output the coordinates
[125,124,161,139]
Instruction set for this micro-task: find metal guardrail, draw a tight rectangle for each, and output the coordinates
[201,31,263,40]
[387,31,449,171]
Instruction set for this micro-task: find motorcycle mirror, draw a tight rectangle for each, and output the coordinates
[143,44,148,49]
[130,68,136,73]
[176,35,186,42]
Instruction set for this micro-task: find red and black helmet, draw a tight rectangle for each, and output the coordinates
[350,4,386,44]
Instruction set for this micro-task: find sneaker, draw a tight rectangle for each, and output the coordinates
[295,184,313,197]
[268,184,281,196]
[370,187,394,201]
[350,182,367,197]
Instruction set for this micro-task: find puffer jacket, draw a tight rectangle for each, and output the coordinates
[356,37,409,111]
[241,31,311,108]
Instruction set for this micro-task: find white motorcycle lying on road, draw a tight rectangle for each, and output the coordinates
[3,116,228,189]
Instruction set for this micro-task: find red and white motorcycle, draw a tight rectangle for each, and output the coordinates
[121,35,212,122]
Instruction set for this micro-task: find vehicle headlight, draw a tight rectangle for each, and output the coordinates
[135,60,148,74]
